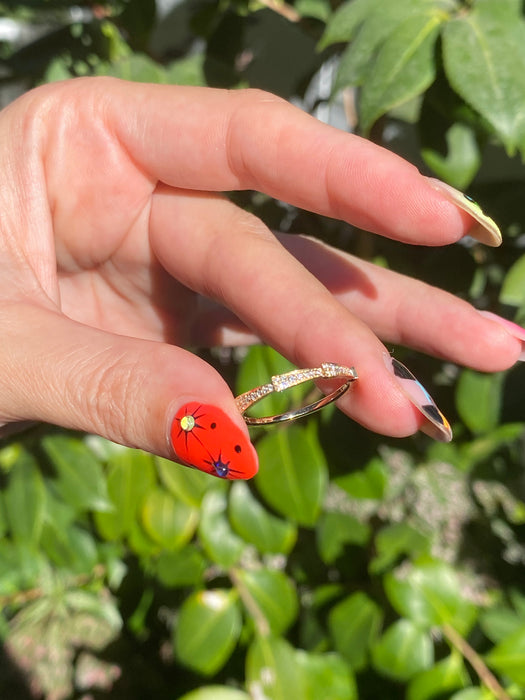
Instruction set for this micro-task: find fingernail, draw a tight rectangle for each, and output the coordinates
[170,402,258,479]
[426,177,502,247]
[383,354,452,442]
[478,311,525,361]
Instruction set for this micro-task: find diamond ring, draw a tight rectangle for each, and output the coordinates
[235,362,358,425]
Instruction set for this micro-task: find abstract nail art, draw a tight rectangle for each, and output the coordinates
[383,354,452,442]
[171,402,258,479]
[427,177,502,247]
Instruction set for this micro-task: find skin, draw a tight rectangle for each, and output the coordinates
[0,78,521,461]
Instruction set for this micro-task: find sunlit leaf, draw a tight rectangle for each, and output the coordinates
[456,370,504,433]
[198,490,245,568]
[485,623,525,685]
[328,592,383,670]
[234,568,298,636]
[500,253,525,306]
[141,488,198,550]
[255,425,328,527]
[174,589,242,676]
[317,511,370,564]
[157,456,223,508]
[407,652,468,700]
[246,635,305,700]
[229,481,297,554]
[156,546,207,588]
[372,619,433,681]
[178,688,249,700]
[3,448,46,546]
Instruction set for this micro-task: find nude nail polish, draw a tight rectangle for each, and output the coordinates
[170,402,258,479]
[383,354,452,442]
[427,177,502,247]
[478,311,525,361]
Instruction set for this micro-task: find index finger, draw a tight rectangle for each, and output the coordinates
[100,79,483,246]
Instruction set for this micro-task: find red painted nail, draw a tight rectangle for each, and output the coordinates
[170,402,258,479]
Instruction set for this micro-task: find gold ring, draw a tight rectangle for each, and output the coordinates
[235,362,358,425]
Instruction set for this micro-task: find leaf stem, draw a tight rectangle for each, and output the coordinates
[257,0,300,22]
[443,623,511,700]
[229,568,270,637]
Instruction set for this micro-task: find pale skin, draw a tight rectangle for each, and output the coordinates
[0,77,521,459]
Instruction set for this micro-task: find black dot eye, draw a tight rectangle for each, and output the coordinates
[234,445,242,453]
[210,422,217,429]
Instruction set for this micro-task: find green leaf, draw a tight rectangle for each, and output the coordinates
[421,122,482,191]
[295,651,357,700]
[94,449,155,541]
[3,448,46,546]
[384,561,478,635]
[174,590,242,676]
[198,490,245,568]
[455,370,504,433]
[316,511,370,564]
[407,652,468,700]
[372,619,433,681]
[40,521,98,572]
[319,0,380,49]
[255,425,328,527]
[236,346,299,420]
[42,434,112,513]
[485,623,525,685]
[334,457,388,499]
[246,635,305,700]
[141,488,198,550]
[234,568,298,636]
[229,481,297,554]
[442,4,525,154]
[359,12,442,133]
[178,688,250,700]
[328,592,383,670]
[500,253,525,306]
[370,522,430,575]
[450,689,490,700]
[157,455,223,508]
[156,546,207,588]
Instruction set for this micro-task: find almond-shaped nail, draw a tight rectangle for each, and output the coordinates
[478,311,525,362]
[170,402,258,479]
[383,354,452,442]
[427,177,502,247]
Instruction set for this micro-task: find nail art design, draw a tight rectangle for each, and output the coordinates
[171,402,258,479]
[427,177,502,247]
[383,354,452,442]
[478,311,525,361]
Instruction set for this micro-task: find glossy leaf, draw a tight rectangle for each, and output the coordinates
[500,253,525,306]
[372,619,433,681]
[235,346,300,420]
[246,635,305,700]
[94,449,155,541]
[141,488,198,550]
[235,568,298,636]
[229,481,297,554]
[421,122,481,191]
[334,457,388,500]
[178,688,249,700]
[370,522,429,575]
[319,0,379,48]
[198,490,245,568]
[359,12,442,133]
[157,455,223,508]
[450,689,490,700]
[456,370,504,433]
[174,590,242,676]
[316,511,370,564]
[407,652,468,700]
[42,434,112,513]
[384,561,478,635]
[328,592,383,670]
[485,623,525,685]
[3,448,46,546]
[443,3,525,154]
[255,425,328,527]
[295,651,357,700]
[156,546,207,588]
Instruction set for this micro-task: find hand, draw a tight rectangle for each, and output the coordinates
[0,78,521,475]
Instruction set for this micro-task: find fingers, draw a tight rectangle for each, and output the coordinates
[0,303,257,479]
[91,79,476,245]
[278,234,523,372]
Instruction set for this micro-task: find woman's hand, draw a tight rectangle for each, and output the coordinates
[0,78,521,475]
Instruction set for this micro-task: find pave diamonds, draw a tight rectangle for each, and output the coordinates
[234,383,274,413]
[271,363,357,392]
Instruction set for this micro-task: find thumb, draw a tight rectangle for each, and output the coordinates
[0,305,258,479]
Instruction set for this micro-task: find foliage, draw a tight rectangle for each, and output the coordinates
[1,1,525,698]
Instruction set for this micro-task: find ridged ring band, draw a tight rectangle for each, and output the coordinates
[235,362,358,425]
